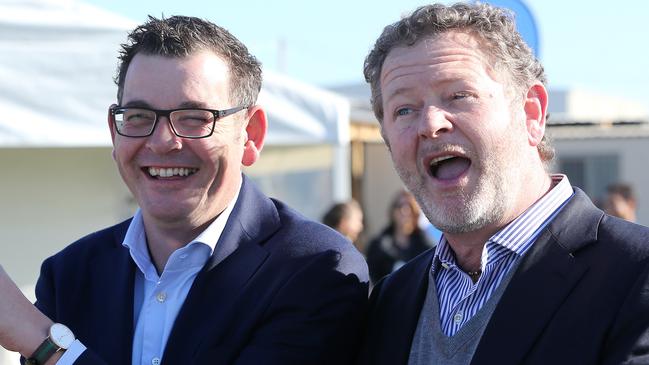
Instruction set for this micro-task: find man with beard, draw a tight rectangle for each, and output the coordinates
[357,3,649,364]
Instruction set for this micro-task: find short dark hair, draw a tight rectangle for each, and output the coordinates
[607,183,636,202]
[115,15,262,108]
[364,2,553,162]
[322,200,362,229]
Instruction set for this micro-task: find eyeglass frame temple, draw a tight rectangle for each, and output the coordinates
[215,105,249,119]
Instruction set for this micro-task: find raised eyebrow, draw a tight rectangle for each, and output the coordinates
[383,87,413,104]
[384,77,474,103]
[384,78,454,101]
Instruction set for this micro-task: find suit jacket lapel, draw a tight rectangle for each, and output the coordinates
[369,249,433,365]
[472,189,601,365]
[87,220,135,365]
[394,255,431,365]
[204,176,279,272]
[162,176,278,363]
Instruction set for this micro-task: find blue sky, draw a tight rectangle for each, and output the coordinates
[83,0,649,110]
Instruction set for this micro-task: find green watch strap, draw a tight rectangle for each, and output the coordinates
[26,336,59,365]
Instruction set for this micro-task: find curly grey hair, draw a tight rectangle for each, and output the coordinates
[363,2,553,161]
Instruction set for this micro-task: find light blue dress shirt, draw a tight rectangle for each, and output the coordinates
[57,185,240,365]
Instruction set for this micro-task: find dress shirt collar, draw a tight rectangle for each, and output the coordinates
[433,174,573,274]
[122,179,242,280]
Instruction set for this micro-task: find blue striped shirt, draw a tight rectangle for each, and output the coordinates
[432,174,573,336]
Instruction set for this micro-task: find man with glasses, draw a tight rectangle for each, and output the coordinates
[0,15,368,365]
[357,3,649,364]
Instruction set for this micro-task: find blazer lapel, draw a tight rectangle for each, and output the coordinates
[162,177,278,363]
[472,189,602,365]
[86,220,135,365]
[370,249,433,365]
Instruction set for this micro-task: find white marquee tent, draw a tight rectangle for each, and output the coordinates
[0,0,350,148]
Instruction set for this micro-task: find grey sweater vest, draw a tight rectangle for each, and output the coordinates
[408,262,519,365]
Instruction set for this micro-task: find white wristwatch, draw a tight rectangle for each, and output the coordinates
[25,323,75,365]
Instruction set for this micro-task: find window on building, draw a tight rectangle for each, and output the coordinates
[557,154,619,205]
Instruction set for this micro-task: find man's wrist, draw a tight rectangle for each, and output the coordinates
[18,317,53,359]
[43,351,63,365]
[25,323,74,365]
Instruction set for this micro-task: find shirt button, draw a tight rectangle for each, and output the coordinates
[156,292,167,303]
[151,357,161,365]
[453,311,464,324]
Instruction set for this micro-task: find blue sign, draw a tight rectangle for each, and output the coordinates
[479,0,540,58]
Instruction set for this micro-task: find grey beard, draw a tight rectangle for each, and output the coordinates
[397,164,508,236]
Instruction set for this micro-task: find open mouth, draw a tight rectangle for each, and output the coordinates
[146,167,198,178]
[429,155,471,180]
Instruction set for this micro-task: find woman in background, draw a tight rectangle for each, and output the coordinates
[322,199,364,250]
[366,190,433,284]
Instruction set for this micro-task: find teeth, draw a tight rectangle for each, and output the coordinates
[148,167,197,177]
[430,155,456,167]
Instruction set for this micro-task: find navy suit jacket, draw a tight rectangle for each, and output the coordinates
[358,188,649,365]
[34,176,369,364]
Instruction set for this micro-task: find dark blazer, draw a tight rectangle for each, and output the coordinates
[34,176,369,365]
[358,188,649,365]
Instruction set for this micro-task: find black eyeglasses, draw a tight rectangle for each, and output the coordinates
[109,105,248,139]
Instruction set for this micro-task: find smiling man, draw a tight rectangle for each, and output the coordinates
[0,16,368,365]
[357,3,649,364]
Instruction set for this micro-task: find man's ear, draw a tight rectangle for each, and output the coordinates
[523,82,548,147]
[241,105,267,167]
[107,104,118,160]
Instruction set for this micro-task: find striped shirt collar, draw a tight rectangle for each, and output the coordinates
[433,174,573,274]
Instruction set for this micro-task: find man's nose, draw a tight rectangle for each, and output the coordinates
[146,117,182,153]
[418,105,453,139]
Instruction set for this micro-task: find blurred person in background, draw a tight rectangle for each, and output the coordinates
[322,199,365,248]
[366,190,433,283]
[603,182,637,222]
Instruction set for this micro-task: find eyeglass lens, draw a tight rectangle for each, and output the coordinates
[114,108,215,137]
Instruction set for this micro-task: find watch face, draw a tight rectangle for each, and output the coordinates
[49,323,75,349]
